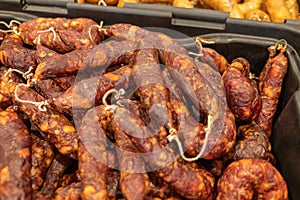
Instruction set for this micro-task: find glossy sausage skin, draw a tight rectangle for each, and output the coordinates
[217,158,288,200]
[222,58,261,121]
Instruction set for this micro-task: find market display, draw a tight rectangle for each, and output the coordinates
[0,17,289,199]
[77,0,300,22]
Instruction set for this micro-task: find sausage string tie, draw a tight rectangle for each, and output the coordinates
[102,88,126,111]
[167,114,213,162]
[34,27,57,45]
[4,66,34,81]
[188,38,215,59]
[275,39,288,52]
[98,0,107,6]
[88,21,104,43]
[14,83,49,112]
[0,20,21,34]
[4,66,48,112]
[249,72,259,80]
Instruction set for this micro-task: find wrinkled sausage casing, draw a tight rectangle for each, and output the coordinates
[78,105,114,200]
[112,114,150,200]
[227,122,274,163]
[222,58,261,122]
[41,153,73,196]
[13,85,78,159]
[217,158,288,200]
[105,23,236,160]
[132,47,175,134]
[0,110,32,200]
[255,47,288,137]
[31,135,55,191]
[0,33,37,72]
[113,103,215,200]
[18,17,99,46]
[36,29,102,53]
[35,45,91,81]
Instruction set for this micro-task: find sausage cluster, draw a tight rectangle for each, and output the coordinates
[0,18,289,199]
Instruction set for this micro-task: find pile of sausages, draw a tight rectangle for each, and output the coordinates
[0,17,289,200]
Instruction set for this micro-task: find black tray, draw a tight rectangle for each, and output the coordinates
[0,9,300,200]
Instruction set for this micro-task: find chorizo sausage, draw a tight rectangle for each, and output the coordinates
[105,24,188,56]
[106,24,236,160]
[78,105,114,200]
[35,29,102,53]
[12,83,78,159]
[199,46,229,75]
[222,57,262,121]
[164,55,235,160]
[84,39,138,70]
[31,134,55,191]
[112,117,150,200]
[34,78,66,99]
[34,45,91,81]
[18,17,99,46]
[217,158,288,200]
[230,122,274,161]
[0,33,37,72]
[41,153,73,197]
[132,48,175,133]
[193,60,236,159]
[113,103,215,199]
[255,42,288,137]
[51,65,131,113]
[0,109,32,200]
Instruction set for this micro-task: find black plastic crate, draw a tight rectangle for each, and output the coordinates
[0,7,300,200]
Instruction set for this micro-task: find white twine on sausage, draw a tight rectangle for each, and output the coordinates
[98,0,107,6]
[189,37,215,59]
[34,27,57,45]
[275,39,288,52]
[14,83,49,112]
[102,88,126,112]
[88,21,104,43]
[189,37,215,58]
[167,36,217,162]
[4,66,34,81]
[0,20,21,35]
[167,114,213,162]
[4,66,48,112]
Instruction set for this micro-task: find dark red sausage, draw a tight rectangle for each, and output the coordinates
[0,109,32,200]
[0,33,37,72]
[255,43,288,137]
